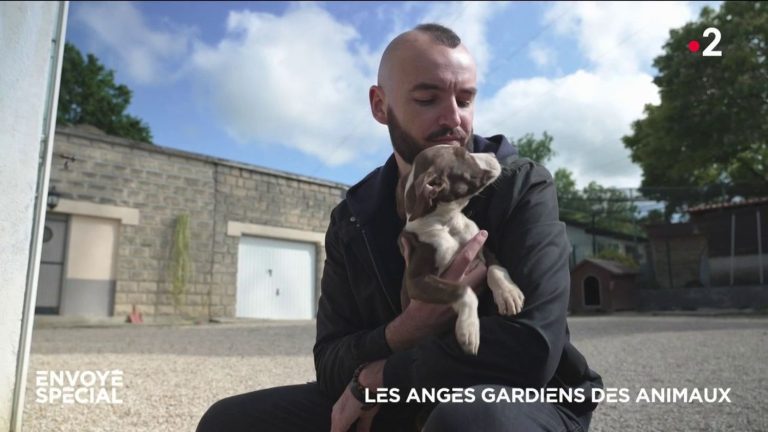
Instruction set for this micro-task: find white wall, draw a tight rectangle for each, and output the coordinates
[0,2,68,430]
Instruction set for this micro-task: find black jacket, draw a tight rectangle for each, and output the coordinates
[313,134,603,417]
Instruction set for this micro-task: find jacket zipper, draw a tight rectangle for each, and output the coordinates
[356,219,398,315]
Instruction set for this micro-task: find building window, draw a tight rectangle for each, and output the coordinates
[583,275,601,306]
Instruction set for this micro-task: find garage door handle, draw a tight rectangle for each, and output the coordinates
[276,288,280,296]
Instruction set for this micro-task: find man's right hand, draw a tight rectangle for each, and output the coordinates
[385,230,488,352]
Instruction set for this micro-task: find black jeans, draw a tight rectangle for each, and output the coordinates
[197,383,591,432]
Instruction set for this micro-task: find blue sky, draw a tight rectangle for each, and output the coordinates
[65,1,720,198]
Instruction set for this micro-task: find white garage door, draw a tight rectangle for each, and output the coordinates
[236,236,315,319]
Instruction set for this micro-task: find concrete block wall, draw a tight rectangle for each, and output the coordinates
[210,164,344,317]
[50,126,346,319]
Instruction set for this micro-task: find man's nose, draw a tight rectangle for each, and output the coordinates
[437,99,461,129]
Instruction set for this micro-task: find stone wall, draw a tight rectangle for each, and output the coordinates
[49,126,346,319]
[633,285,768,311]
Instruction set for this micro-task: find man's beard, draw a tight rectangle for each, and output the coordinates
[386,107,472,164]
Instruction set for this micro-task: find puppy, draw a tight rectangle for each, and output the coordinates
[396,145,525,355]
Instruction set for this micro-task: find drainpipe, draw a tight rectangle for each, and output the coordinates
[730,212,735,287]
[757,209,763,285]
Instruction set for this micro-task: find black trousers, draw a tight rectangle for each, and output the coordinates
[197,383,591,432]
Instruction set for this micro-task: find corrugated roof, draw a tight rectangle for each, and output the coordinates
[574,258,639,275]
[688,197,768,214]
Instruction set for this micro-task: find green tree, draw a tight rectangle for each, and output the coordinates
[513,131,555,164]
[554,168,591,219]
[581,182,642,237]
[512,131,585,217]
[57,42,153,143]
[637,209,666,225]
[622,1,768,217]
[511,132,643,237]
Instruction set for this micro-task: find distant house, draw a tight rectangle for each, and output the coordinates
[562,216,648,269]
[688,197,768,286]
[569,258,638,313]
[645,197,768,289]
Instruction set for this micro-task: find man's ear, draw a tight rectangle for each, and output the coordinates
[369,85,387,125]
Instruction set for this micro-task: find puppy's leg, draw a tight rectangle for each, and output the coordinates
[452,287,480,355]
[413,275,480,355]
[484,249,525,316]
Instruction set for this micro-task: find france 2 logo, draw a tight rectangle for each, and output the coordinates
[687,27,722,57]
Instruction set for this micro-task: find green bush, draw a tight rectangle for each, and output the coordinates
[594,248,639,270]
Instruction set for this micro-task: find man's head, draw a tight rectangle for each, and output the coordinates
[370,24,477,166]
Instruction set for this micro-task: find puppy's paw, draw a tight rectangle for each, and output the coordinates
[455,314,480,355]
[487,265,525,316]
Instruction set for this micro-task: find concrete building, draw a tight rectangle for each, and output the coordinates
[563,217,647,269]
[40,125,346,321]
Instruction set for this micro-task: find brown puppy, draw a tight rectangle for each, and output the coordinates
[396,145,525,355]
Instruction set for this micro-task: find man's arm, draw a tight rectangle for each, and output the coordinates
[313,206,394,399]
[382,161,571,391]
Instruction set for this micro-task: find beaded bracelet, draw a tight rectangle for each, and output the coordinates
[348,362,378,411]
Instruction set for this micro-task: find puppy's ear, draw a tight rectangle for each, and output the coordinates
[406,169,444,221]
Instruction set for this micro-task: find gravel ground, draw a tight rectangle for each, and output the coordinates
[22,315,768,431]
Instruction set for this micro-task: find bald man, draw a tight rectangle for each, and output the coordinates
[197,23,602,432]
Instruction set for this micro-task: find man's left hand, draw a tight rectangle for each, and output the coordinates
[330,388,380,432]
[330,360,385,432]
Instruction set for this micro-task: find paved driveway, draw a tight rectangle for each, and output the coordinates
[23,315,768,431]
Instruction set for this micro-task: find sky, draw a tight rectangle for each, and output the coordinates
[64,1,721,197]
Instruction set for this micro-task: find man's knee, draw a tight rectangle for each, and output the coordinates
[197,395,242,432]
[423,386,576,432]
[196,383,333,432]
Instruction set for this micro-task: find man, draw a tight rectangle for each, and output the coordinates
[198,23,602,432]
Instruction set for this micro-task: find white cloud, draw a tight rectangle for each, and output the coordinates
[189,4,385,165]
[73,1,194,84]
[477,70,658,188]
[476,1,700,189]
[187,1,505,167]
[71,1,504,168]
[528,43,556,68]
[544,1,694,75]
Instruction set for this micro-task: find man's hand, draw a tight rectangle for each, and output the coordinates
[386,231,488,352]
[330,360,385,432]
[440,230,488,290]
